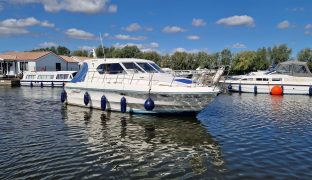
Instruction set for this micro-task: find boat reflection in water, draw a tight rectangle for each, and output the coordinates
[61,105,224,178]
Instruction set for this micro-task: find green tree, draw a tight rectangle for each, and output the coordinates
[232,51,257,74]
[119,46,142,58]
[208,53,220,68]
[196,52,209,69]
[31,47,57,54]
[56,46,71,56]
[297,48,312,62]
[220,49,232,65]
[186,53,199,69]
[254,47,269,70]
[95,45,105,58]
[170,52,188,70]
[160,54,171,68]
[270,44,292,64]
[72,50,89,57]
[142,51,161,64]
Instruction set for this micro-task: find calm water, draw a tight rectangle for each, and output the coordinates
[0,87,312,179]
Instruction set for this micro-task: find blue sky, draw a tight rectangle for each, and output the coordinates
[0,0,311,57]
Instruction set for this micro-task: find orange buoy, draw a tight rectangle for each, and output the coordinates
[271,85,283,95]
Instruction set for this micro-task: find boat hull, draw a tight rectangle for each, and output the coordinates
[224,82,312,95]
[64,87,218,114]
[20,80,67,87]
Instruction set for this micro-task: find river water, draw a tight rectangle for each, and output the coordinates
[0,87,312,179]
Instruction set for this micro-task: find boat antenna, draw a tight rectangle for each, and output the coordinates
[99,33,106,59]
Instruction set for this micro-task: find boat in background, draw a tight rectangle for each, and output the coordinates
[62,58,225,114]
[222,61,312,95]
[21,71,77,87]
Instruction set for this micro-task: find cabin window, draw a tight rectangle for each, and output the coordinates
[96,63,125,74]
[56,74,69,79]
[241,78,247,81]
[256,78,262,81]
[276,64,291,74]
[263,78,268,81]
[122,62,144,73]
[136,63,158,73]
[149,63,164,73]
[293,65,307,74]
[26,75,36,79]
[38,75,54,79]
[272,78,282,81]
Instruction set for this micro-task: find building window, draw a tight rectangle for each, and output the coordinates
[20,62,28,71]
[56,63,61,71]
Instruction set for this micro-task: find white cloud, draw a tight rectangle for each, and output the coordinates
[305,24,312,30]
[187,35,200,40]
[290,7,304,12]
[192,18,206,27]
[40,21,54,28]
[123,23,153,32]
[277,20,290,29]
[113,42,159,52]
[216,15,255,27]
[0,26,28,35]
[172,48,207,54]
[150,42,159,48]
[108,4,117,13]
[39,41,58,47]
[79,45,96,51]
[103,33,110,37]
[114,34,146,41]
[231,43,246,49]
[124,23,141,32]
[65,28,95,40]
[0,17,54,36]
[1,17,40,27]
[305,31,312,36]
[173,48,187,52]
[144,27,153,32]
[11,0,117,14]
[162,26,186,33]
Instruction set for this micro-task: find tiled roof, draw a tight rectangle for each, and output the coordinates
[60,55,89,63]
[0,54,17,60]
[59,55,77,63]
[0,51,51,61]
[72,56,90,62]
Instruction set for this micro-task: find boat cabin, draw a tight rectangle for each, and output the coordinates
[95,60,164,75]
[272,61,312,77]
[21,71,77,87]
[83,58,165,75]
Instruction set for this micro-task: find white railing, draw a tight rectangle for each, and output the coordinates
[84,69,225,88]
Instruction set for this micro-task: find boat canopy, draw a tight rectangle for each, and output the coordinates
[274,61,312,77]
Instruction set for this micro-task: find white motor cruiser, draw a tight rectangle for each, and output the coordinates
[21,71,77,87]
[223,61,312,95]
[62,58,225,114]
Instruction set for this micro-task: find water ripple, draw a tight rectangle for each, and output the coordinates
[198,93,312,179]
[0,87,223,179]
[1,88,312,179]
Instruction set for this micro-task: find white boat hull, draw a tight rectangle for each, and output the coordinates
[224,82,312,95]
[20,80,67,87]
[65,86,219,114]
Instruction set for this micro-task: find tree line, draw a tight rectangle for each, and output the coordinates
[31,44,312,74]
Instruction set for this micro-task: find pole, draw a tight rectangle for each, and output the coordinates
[99,33,105,59]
